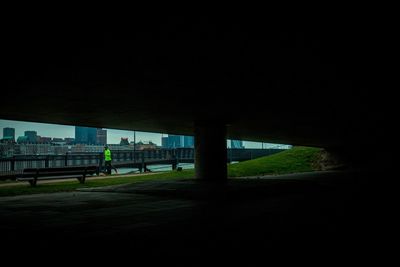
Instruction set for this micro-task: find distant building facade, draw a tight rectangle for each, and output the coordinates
[38,136,52,143]
[162,135,194,148]
[161,137,169,148]
[24,131,37,143]
[17,136,29,144]
[75,126,97,145]
[3,127,15,141]
[0,136,14,143]
[184,136,194,148]
[135,141,157,150]
[169,135,183,148]
[64,138,75,145]
[230,140,244,149]
[96,129,107,145]
[120,137,129,146]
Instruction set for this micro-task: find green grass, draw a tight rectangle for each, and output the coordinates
[228,146,321,177]
[0,146,321,197]
[0,170,195,197]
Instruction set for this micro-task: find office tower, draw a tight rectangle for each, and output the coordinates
[75,126,97,145]
[3,127,15,141]
[96,128,107,145]
[24,131,37,143]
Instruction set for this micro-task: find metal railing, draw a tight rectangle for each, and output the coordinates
[0,148,283,179]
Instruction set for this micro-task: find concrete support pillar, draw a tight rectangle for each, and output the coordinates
[195,122,227,180]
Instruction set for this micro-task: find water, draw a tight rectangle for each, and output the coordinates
[117,163,194,174]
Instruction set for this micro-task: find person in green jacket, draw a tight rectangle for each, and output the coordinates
[104,146,117,175]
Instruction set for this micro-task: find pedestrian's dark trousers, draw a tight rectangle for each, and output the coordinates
[105,160,112,174]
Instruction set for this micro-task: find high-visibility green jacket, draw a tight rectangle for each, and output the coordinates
[104,149,112,161]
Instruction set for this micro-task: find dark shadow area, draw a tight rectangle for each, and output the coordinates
[2,18,393,150]
[0,170,395,262]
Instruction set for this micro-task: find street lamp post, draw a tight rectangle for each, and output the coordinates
[133,130,136,163]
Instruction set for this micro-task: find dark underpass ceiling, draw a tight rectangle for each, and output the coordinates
[1,17,390,148]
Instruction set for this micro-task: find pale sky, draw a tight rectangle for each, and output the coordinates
[0,119,290,148]
[0,119,163,145]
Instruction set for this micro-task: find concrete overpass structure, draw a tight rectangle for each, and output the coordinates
[2,19,391,179]
[0,18,395,260]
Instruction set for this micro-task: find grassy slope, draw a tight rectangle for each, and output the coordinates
[0,147,321,197]
[228,146,321,177]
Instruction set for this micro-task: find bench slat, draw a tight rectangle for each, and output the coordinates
[18,166,98,186]
[20,171,97,177]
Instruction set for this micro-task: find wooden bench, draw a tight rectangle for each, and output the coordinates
[17,165,98,186]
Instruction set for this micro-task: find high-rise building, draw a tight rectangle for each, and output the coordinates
[75,127,87,144]
[87,128,97,145]
[161,136,169,148]
[3,127,15,141]
[168,135,182,148]
[75,126,97,145]
[24,131,37,143]
[184,136,194,148]
[96,128,107,145]
[162,135,194,148]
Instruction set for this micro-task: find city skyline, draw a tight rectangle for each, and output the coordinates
[0,119,163,146]
[0,119,291,149]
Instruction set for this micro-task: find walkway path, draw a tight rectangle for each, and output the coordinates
[0,170,387,262]
[0,172,158,187]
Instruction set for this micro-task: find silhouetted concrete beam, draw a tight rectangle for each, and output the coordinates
[194,122,227,180]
